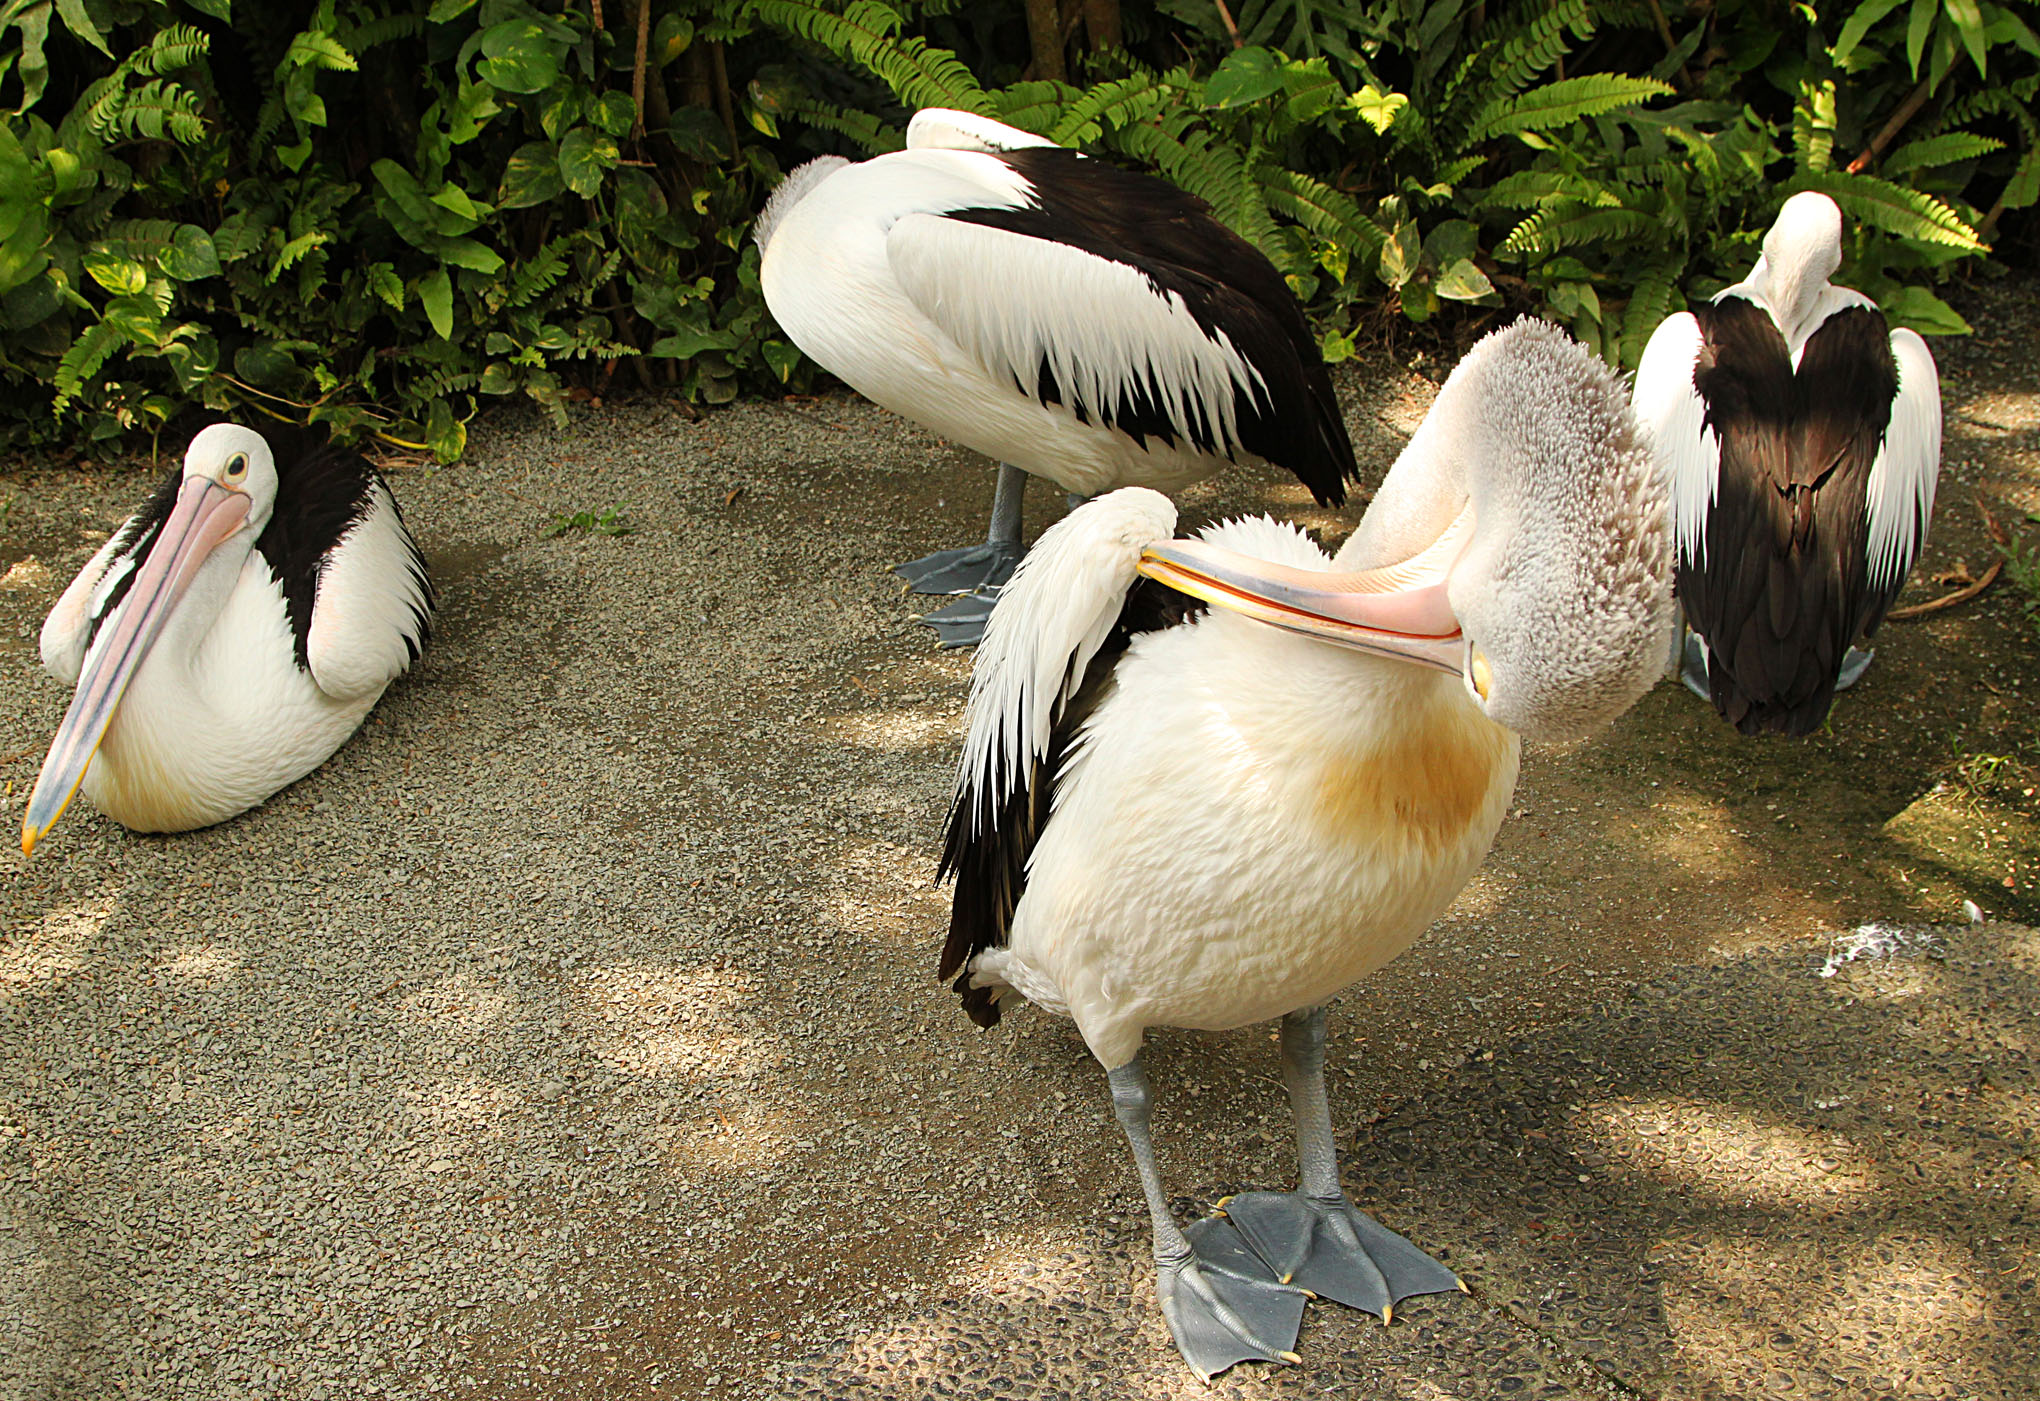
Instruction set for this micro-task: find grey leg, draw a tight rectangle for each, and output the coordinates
[894,462,1028,596]
[1107,1056,1304,1381]
[1680,629,1712,702]
[1222,1008,1463,1319]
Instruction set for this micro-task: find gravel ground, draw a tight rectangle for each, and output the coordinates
[1,293,2035,1400]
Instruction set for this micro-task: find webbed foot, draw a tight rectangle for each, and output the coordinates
[1221,1190,1461,1320]
[918,588,1001,649]
[1835,645,1875,692]
[892,541,1022,596]
[1158,1216,1307,1381]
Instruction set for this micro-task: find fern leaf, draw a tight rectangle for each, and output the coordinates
[1620,270,1680,364]
[507,235,575,308]
[1792,170,1985,249]
[1883,132,2003,174]
[1496,204,1658,258]
[781,95,902,154]
[1042,75,1166,146]
[750,0,990,114]
[1257,167,1385,262]
[53,321,123,414]
[1470,75,1672,142]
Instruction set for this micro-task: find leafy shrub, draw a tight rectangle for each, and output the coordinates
[0,0,2031,460]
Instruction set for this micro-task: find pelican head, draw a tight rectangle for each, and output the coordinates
[22,424,276,855]
[1139,320,1673,740]
[1752,191,1844,336]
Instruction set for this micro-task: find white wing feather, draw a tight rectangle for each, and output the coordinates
[1864,328,1941,593]
[1631,311,1719,569]
[305,480,431,702]
[40,531,133,685]
[886,214,1267,457]
[958,487,1178,834]
[905,109,1058,152]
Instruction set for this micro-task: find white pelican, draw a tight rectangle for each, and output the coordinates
[1632,190,1941,735]
[22,423,433,853]
[936,320,1672,1379]
[756,108,1357,645]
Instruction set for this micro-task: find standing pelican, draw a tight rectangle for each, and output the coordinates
[1633,190,1941,735]
[22,423,433,853]
[756,108,1357,645]
[937,320,1672,1379]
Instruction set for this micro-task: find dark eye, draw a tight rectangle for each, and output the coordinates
[224,453,248,481]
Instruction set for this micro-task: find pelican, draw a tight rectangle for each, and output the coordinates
[756,108,1357,645]
[1632,190,1941,735]
[22,423,433,853]
[936,320,1672,1379]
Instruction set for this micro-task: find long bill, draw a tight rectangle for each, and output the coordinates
[22,477,250,857]
[1135,505,1472,673]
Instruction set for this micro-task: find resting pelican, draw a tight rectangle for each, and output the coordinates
[22,423,433,853]
[756,107,1357,645]
[937,320,1672,1379]
[1632,190,1941,735]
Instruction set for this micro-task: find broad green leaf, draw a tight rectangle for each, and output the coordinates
[430,183,490,224]
[761,339,802,382]
[497,142,565,209]
[277,138,313,171]
[53,0,110,56]
[417,267,453,339]
[1881,284,1970,335]
[1434,258,1494,300]
[83,247,147,295]
[1943,0,1988,77]
[1349,84,1408,135]
[1832,0,1907,66]
[477,19,561,94]
[648,326,736,359]
[557,127,618,199]
[1318,326,1356,364]
[158,225,220,282]
[2000,147,2040,211]
[233,343,299,390]
[1378,221,1420,289]
[479,361,518,393]
[427,0,478,19]
[425,398,465,463]
[592,91,637,137]
[653,14,693,65]
[1204,48,1286,109]
[433,237,502,274]
[183,0,230,18]
[1906,0,1936,75]
[1401,281,1439,322]
[1423,220,1479,268]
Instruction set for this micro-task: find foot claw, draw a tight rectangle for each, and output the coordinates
[1156,1217,1307,1381]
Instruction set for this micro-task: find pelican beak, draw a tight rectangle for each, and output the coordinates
[22,477,250,857]
[1136,506,1473,673]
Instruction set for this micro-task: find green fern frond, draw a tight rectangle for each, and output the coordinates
[53,322,124,413]
[781,95,903,154]
[1792,170,1985,249]
[1469,75,1672,142]
[1497,204,1658,258]
[1043,75,1167,146]
[750,0,990,114]
[1257,167,1385,263]
[987,81,1076,141]
[1449,0,1593,115]
[335,13,425,53]
[507,236,575,309]
[134,25,210,76]
[1884,132,2004,175]
[1114,120,1282,258]
[1620,270,1679,361]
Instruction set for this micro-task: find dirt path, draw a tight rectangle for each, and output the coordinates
[1,282,2034,1400]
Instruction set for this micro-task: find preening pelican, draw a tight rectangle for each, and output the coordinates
[23,423,433,853]
[1633,190,1941,735]
[756,108,1357,645]
[937,321,1672,1379]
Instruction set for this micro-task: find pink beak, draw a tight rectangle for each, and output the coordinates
[23,476,250,856]
[1135,507,1472,672]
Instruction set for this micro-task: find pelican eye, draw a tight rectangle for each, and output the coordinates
[223,453,249,483]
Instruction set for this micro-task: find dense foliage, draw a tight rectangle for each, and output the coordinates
[0,0,2031,459]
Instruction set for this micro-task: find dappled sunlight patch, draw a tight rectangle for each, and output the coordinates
[1,888,118,989]
[151,941,242,987]
[572,962,766,1081]
[1628,791,1755,877]
[822,704,962,754]
[1575,1097,1874,1205]
[1660,1231,1993,1398]
[0,557,51,591]
[1956,388,2040,434]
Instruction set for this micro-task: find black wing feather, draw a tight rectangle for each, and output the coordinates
[936,579,1205,1026]
[943,148,1357,507]
[1684,300,1899,736]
